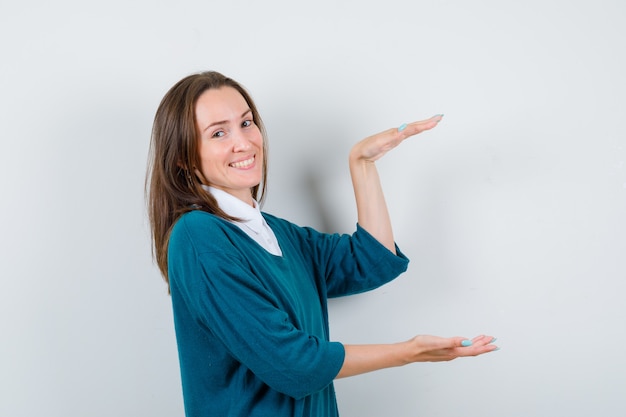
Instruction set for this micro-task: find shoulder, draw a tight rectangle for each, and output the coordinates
[169,210,238,255]
[261,212,316,240]
[260,212,289,230]
[262,211,342,256]
[171,210,224,237]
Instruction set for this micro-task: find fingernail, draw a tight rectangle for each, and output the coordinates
[461,340,473,347]
[398,123,408,132]
[490,337,497,343]
[434,113,444,118]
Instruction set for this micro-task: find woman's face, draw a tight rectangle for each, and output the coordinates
[194,87,263,205]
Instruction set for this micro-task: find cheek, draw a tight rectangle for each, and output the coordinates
[252,129,264,149]
[198,143,226,174]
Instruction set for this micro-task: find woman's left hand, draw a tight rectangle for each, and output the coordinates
[405,334,498,363]
[351,114,443,162]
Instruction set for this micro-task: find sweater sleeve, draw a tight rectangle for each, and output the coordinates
[169,214,345,400]
[298,223,410,298]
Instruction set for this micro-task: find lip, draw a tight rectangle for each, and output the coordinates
[229,155,256,169]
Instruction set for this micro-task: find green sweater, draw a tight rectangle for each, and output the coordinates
[168,210,409,416]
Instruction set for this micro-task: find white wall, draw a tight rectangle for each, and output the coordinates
[1,1,625,416]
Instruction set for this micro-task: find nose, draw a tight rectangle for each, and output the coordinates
[231,129,252,152]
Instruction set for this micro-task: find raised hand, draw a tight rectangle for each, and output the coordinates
[350,114,443,163]
[348,114,443,253]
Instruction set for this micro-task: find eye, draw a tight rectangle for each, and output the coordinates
[212,130,226,138]
[242,119,253,128]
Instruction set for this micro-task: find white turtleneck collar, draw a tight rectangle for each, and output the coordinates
[202,185,282,256]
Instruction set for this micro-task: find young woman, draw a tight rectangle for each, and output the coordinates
[146,71,497,417]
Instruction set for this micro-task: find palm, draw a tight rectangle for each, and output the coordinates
[353,115,443,162]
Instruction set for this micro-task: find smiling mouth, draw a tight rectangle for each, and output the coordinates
[230,156,255,168]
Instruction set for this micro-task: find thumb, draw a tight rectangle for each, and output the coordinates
[453,337,473,348]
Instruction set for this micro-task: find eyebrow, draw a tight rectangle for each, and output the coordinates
[202,109,252,132]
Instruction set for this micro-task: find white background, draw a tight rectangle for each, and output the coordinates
[1,1,625,416]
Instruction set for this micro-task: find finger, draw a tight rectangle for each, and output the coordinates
[448,336,474,348]
[410,114,443,129]
[399,114,443,137]
[471,335,497,346]
[371,114,443,154]
[412,335,463,352]
[452,335,498,349]
[463,335,499,356]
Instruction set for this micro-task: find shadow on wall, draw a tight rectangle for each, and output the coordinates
[262,89,357,233]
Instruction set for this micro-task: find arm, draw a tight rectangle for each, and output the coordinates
[342,117,498,377]
[337,334,498,379]
[349,115,443,253]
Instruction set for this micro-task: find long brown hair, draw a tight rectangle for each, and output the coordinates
[145,71,268,286]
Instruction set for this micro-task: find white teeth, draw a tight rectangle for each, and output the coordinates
[230,157,254,168]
